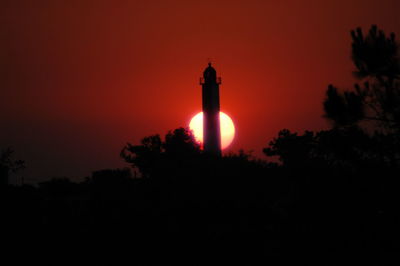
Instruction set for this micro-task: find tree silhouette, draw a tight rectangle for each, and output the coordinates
[120,134,163,178]
[351,25,399,80]
[263,129,316,168]
[321,25,400,168]
[0,147,25,186]
[163,127,201,156]
[263,128,374,169]
[120,127,200,178]
[324,25,400,131]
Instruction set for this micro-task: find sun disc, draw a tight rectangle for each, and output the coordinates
[189,112,235,150]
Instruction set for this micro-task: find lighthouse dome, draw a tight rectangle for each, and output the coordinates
[203,63,217,82]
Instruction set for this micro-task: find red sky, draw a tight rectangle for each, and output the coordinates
[1,0,400,182]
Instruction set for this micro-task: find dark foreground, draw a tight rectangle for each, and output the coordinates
[4,160,399,264]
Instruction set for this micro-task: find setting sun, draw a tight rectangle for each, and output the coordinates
[189,112,235,150]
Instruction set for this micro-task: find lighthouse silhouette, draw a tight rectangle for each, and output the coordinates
[200,63,222,156]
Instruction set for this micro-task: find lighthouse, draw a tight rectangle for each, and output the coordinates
[200,63,222,156]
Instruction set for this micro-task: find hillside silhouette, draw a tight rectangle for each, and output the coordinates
[3,25,400,263]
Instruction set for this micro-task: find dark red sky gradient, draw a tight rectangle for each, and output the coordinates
[1,0,400,182]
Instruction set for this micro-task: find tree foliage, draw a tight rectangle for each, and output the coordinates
[0,147,25,185]
[263,127,380,170]
[324,25,400,131]
[120,127,200,177]
[266,25,400,169]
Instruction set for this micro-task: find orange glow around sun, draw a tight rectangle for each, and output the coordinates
[189,112,235,150]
